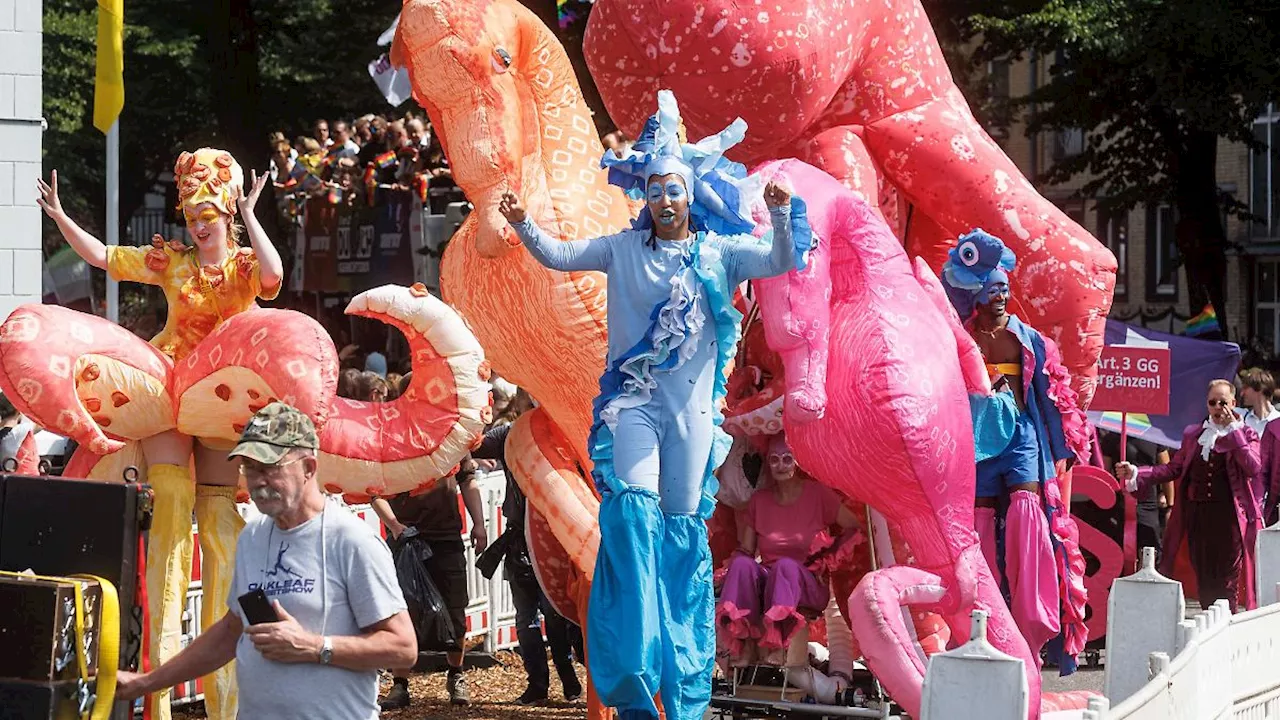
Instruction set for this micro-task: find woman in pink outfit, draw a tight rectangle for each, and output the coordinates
[716,435,859,663]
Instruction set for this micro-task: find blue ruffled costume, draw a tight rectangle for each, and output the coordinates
[509,91,810,720]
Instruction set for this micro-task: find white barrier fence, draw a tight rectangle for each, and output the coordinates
[921,523,1280,720]
[171,471,520,706]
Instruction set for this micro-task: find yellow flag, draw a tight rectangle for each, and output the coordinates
[93,0,124,133]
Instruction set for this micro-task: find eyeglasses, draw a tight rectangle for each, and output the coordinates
[1207,400,1231,408]
[238,456,304,480]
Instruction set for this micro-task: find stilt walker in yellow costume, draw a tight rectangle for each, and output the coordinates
[37,151,284,720]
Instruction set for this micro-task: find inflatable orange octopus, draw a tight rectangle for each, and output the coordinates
[393,2,628,717]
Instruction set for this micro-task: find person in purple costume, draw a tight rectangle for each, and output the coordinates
[715,434,859,665]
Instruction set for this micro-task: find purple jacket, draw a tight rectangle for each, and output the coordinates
[1261,422,1280,522]
[1138,423,1262,610]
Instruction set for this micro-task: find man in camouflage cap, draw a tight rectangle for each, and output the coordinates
[116,402,416,719]
[229,402,321,521]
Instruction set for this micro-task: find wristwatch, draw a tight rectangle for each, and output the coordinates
[319,636,333,665]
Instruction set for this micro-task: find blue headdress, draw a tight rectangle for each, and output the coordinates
[600,90,763,236]
[941,229,1017,319]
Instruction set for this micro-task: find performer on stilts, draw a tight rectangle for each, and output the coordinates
[37,151,283,720]
[942,229,1090,671]
[497,90,810,720]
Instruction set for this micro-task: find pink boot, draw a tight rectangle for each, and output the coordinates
[1004,489,1061,659]
[975,506,1002,588]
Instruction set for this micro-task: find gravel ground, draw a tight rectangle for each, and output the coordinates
[174,650,590,720]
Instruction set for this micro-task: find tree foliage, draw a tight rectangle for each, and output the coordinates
[42,0,401,251]
[969,0,1280,214]
[930,0,1280,333]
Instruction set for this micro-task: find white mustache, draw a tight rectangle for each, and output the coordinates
[251,487,282,502]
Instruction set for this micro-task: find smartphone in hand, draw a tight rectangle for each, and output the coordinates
[238,588,280,625]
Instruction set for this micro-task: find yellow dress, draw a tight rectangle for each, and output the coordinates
[107,241,281,362]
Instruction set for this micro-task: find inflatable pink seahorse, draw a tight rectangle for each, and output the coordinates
[749,159,1044,718]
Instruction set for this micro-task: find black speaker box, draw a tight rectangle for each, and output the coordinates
[0,473,149,720]
[0,680,90,720]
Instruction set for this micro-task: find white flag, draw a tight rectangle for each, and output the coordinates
[368,53,412,107]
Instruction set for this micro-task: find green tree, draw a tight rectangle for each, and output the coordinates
[43,0,208,245]
[42,0,400,248]
[950,0,1280,339]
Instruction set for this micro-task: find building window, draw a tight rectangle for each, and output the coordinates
[1098,208,1129,300]
[1252,103,1280,237]
[1052,128,1084,161]
[1257,260,1279,354]
[1146,204,1179,300]
[989,59,1010,100]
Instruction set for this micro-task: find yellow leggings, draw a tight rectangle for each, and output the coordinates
[145,466,243,720]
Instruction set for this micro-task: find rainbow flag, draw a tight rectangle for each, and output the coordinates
[1096,411,1154,437]
[556,0,594,28]
[412,174,429,204]
[1184,304,1220,337]
[373,149,397,169]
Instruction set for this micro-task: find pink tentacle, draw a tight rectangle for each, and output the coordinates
[847,565,948,715]
[752,167,833,424]
[0,304,173,455]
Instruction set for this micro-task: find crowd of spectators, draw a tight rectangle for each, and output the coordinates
[267,112,460,229]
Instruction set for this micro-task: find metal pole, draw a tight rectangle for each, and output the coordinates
[106,121,120,323]
[1120,412,1128,464]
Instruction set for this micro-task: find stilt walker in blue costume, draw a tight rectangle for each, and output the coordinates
[498,90,811,720]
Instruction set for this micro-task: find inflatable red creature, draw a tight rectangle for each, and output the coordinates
[583,0,1116,406]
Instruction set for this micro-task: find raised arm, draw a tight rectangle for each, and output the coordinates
[721,183,800,285]
[37,171,107,270]
[237,171,285,293]
[499,192,614,272]
[1223,426,1262,491]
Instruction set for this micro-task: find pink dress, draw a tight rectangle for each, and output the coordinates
[716,482,844,657]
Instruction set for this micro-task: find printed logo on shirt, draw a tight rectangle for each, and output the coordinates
[249,541,317,596]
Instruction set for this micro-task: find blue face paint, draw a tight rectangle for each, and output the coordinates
[647,177,689,227]
[647,181,687,203]
[979,282,1010,305]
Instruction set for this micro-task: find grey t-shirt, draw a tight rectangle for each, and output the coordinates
[227,504,407,719]
[0,421,34,468]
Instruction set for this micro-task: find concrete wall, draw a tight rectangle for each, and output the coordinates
[0,0,42,321]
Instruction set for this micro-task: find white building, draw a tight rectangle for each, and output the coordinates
[0,0,43,321]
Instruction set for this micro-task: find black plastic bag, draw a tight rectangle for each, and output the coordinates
[392,534,458,651]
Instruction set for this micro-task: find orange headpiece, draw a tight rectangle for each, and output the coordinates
[174,148,244,216]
